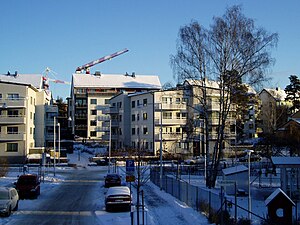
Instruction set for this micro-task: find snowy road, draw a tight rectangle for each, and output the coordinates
[0,152,210,225]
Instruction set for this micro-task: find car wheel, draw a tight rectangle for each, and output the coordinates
[5,206,11,217]
[14,201,18,211]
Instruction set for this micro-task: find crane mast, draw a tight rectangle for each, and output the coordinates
[75,48,129,74]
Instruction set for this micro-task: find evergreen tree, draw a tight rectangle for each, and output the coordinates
[285,75,300,113]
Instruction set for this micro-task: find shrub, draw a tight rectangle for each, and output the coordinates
[0,158,9,177]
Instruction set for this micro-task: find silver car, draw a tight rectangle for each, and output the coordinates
[105,186,132,212]
[0,187,19,217]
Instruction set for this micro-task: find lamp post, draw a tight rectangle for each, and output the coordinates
[244,149,254,220]
[108,117,112,173]
[58,123,60,164]
[53,117,56,176]
[159,102,163,190]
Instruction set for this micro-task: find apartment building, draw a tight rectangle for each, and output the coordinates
[0,73,52,163]
[182,79,237,155]
[69,72,161,143]
[259,87,292,134]
[107,89,190,157]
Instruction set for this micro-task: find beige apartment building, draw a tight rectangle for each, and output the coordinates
[69,73,161,143]
[0,74,52,163]
[258,87,292,135]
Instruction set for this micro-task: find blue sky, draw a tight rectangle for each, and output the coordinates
[1,0,300,99]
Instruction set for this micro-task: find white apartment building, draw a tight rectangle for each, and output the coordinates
[0,73,52,163]
[108,89,191,157]
[69,73,161,143]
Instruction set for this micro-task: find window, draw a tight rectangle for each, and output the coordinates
[119,115,122,122]
[117,102,122,108]
[90,131,96,137]
[30,112,33,119]
[137,113,140,121]
[7,93,19,100]
[91,110,97,115]
[181,113,187,118]
[162,97,168,104]
[163,112,172,119]
[30,97,33,104]
[176,112,180,119]
[137,100,140,107]
[143,98,147,106]
[104,99,110,104]
[132,128,135,135]
[132,114,135,121]
[7,127,18,134]
[132,101,136,108]
[119,128,122,135]
[7,143,18,152]
[137,127,140,135]
[90,120,97,126]
[145,142,149,150]
[132,142,135,148]
[0,94,2,99]
[143,113,147,120]
[176,98,180,104]
[30,127,32,135]
[8,110,18,117]
[90,99,97,104]
[176,127,181,133]
[143,127,148,134]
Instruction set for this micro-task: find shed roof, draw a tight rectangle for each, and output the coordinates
[72,73,161,90]
[222,165,248,176]
[271,157,300,168]
[265,188,295,206]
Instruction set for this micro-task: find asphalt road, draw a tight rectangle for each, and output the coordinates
[3,167,112,225]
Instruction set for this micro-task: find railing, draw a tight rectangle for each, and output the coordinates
[0,98,27,108]
[0,132,26,140]
[0,115,26,124]
[154,133,187,140]
[154,118,187,125]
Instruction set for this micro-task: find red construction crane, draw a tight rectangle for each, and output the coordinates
[75,48,129,74]
[42,67,70,90]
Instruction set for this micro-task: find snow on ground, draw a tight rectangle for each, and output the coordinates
[0,150,210,225]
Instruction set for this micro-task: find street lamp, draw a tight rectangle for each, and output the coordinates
[244,149,254,220]
[159,102,163,190]
[58,123,60,164]
[53,117,56,176]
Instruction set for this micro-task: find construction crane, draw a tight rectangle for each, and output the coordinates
[75,48,129,74]
[42,67,70,90]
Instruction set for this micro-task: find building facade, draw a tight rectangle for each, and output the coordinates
[69,72,161,143]
[0,74,53,163]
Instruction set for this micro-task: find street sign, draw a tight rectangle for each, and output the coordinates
[126,159,135,172]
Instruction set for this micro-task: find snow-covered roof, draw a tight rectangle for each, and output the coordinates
[264,88,286,101]
[184,79,220,89]
[72,73,161,90]
[0,73,43,89]
[271,157,300,167]
[265,188,295,206]
[222,165,248,176]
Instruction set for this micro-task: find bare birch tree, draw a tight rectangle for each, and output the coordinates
[171,5,278,187]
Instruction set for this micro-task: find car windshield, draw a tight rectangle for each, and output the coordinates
[0,191,9,200]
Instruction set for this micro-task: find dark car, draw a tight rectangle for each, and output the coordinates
[105,186,132,212]
[15,174,40,199]
[104,173,121,188]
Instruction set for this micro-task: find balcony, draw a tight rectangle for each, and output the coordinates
[0,115,26,124]
[0,98,26,108]
[154,118,187,125]
[75,125,87,130]
[154,133,187,141]
[75,114,87,119]
[154,103,187,110]
[0,132,26,141]
[95,126,110,132]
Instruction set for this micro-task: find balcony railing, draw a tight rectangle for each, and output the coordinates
[0,115,26,124]
[0,98,27,108]
[154,103,187,110]
[0,132,26,140]
[154,133,187,140]
[154,118,187,125]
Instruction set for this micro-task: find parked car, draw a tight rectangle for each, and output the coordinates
[0,187,19,217]
[104,173,122,188]
[184,156,205,165]
[15,174,40,199]
[105,186,132,212]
